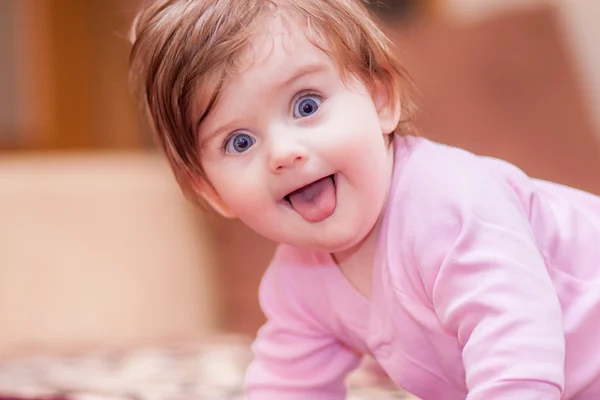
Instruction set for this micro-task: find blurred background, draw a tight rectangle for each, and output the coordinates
[0,0,599,396]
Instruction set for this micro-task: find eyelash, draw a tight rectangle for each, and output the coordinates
[293,90,323,110]
[221,132,236,154]
[220,89,324,153]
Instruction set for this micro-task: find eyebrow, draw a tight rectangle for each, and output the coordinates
[277,62,329,90]
[198,62,329,146]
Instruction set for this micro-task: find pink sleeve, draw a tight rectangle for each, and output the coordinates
[405,150,565,399]
[244,246,361,400]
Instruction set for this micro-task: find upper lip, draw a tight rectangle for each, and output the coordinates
[277,174,334,203]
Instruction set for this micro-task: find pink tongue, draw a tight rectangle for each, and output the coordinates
[288,176,336,222]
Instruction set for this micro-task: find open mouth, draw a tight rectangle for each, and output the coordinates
[284,174,337,222]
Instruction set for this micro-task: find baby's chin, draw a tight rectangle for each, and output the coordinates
[279,223,375,254]
[239,209,378,254]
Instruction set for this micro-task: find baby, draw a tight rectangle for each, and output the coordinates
[129,1,600,399]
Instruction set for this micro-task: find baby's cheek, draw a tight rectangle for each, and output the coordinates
[223,186,265,213]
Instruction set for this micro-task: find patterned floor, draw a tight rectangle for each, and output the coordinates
[0,336,418,400]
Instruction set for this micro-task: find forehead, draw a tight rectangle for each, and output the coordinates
[196,16,338,138]
[229,15,334,93]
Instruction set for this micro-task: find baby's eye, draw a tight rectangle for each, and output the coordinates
[293,94,322,118]
[224,132,255,154]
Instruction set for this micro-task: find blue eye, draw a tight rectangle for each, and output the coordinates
[293,95,322,118]
[225,132,255,154]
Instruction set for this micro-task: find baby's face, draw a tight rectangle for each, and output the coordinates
[198,16,396,253]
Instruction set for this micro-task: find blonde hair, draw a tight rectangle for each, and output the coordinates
[129,0,416,205]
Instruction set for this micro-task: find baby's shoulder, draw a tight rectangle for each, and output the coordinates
[396,136,525,200]
[401,137,498,179]
[386,136,534,242]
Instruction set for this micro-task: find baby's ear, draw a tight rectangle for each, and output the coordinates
[194,180,237,218]
[373,79,401,135]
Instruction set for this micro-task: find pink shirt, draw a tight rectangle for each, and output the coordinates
[245,136,600,400]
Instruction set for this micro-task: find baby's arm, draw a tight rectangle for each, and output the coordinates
[245,247,361,400]
[404,150,565,399]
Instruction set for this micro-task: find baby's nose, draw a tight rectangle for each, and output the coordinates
[268,139,307,174]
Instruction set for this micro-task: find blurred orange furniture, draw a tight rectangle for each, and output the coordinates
[0,152,219,356]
